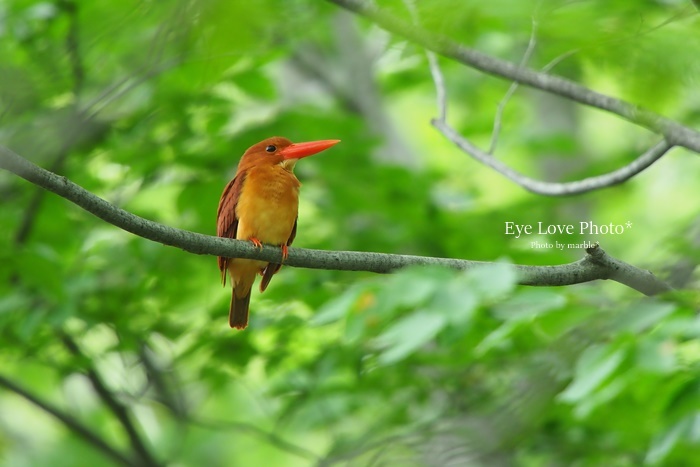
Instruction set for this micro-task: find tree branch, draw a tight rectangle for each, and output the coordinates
[61,335,162,467]
[138,343,188,420]
[432,119,674,195]
[341,0,679,195]
[0,145,671,295]
[412,8,676,196]
[583,244,670,295]
[0,373,134,467]
[326,0,700,154]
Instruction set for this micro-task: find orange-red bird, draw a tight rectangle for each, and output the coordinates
[216,136,340,329]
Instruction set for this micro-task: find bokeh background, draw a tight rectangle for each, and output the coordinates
[2,0,700,465]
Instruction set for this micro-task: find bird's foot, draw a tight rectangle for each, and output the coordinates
[281,244,289,260]
[249,237,263,248]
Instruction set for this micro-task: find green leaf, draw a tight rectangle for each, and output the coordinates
[476,289,566,354]
[0,293,31,315]
[665,380,700,421]
[474,320,518,355]
[377,311,447,365]
[430,275,480,326]
[559,344,627,403]
[374,265,451,312]
[636,338,676,375]
[309,285,364,326]
[492,289,566,322]
[613,299,676,334]
[646,415,698,465]
[467,262,518,301]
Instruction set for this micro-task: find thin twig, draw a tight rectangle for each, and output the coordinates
[138,344,187,419]
[431,119,674,196]
[0,373,134,466]
[61,335,163,467]
[0,144,672,295]
[426,51,447,122]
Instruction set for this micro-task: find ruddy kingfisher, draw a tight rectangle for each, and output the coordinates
[216,136,340,329]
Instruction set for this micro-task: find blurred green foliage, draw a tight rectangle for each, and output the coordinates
[1,0,700,465]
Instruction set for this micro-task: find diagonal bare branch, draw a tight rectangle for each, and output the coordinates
[326,0,700,154]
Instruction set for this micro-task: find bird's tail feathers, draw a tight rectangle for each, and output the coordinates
[229,289,251,329]
[229,271,255,330]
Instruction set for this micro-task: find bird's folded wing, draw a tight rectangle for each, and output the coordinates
[216,173,247,285]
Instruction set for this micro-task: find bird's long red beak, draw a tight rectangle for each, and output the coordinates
[279,139,340,160]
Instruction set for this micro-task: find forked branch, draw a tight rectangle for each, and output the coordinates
[335,0,685,195]
[327,0,700,153]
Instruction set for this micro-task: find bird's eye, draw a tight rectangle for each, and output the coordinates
[265,145,276,153]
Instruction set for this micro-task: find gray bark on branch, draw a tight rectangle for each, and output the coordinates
[0,145,671,295]
[433,120,674,195]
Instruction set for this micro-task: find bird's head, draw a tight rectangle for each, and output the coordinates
[238,136,340,173]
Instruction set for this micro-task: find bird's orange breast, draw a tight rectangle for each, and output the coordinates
[235,165,300,245]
